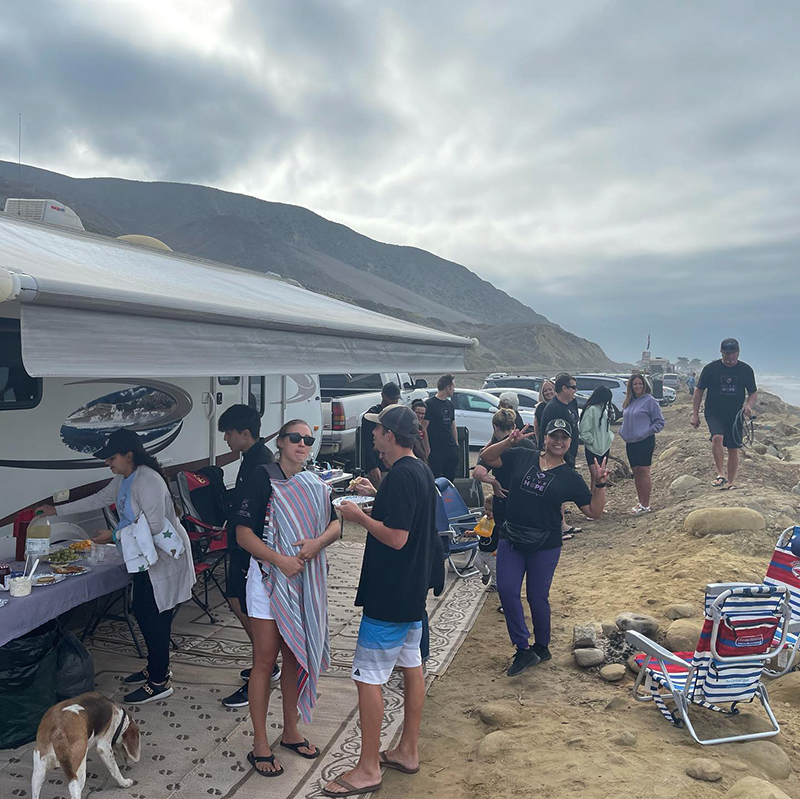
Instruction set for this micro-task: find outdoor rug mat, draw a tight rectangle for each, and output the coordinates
[0,539,486,799]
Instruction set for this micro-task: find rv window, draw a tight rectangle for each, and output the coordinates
[0,322,42,411]
[218,376,241,386]
[248,376,265,417]
[319,374,384,392]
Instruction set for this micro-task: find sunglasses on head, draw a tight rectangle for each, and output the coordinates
[282,432,316,446]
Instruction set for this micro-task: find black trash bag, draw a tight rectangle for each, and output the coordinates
[56,628,95,700]
[0,619,61,749]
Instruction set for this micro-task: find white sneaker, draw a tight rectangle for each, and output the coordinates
[630,504,652,515]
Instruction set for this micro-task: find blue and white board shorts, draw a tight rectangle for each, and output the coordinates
[351,615,423,685]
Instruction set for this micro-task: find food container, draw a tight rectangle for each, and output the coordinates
[87,543,108,565]
[9,576,32,597]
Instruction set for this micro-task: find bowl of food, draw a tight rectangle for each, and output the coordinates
[46,547,81,566]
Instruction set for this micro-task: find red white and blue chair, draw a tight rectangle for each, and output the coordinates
[628,583,792,745]
[763,526,800,677]
[434,477,482,579]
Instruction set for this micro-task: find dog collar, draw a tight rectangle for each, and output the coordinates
[111,712,127,747]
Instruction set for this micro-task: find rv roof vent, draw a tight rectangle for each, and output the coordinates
[3,198,85,231]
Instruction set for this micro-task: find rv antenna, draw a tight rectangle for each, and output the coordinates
[17,112,22,208]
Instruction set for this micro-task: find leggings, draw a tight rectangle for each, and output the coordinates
[131,571,174,683]
[496,540,561,650]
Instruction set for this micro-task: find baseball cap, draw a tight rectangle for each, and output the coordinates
[381,381,401,400]
[720,338,740,352]
[363,404,419,438]
[544,418,573,438]
[94,428,145,459]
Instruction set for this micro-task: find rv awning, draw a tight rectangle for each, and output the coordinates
[0,214,473,377]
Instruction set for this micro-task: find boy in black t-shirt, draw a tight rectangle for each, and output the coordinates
[323,405,443,797]
[423,373,459,481]
[360,381,401,488]
[691,338,758,490]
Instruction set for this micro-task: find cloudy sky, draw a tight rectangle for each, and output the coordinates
[2,1,799,373]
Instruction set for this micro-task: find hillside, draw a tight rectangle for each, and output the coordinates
[0,161,620,371]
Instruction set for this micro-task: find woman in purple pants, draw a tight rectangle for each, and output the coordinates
[480,418,609,676]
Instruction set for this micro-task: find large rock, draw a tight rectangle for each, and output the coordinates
[665,603,696,620]
[599,664,626,682]
[766,444,780,458]
[665,619,704,652]
[477,701,520,728]
[686,758,723,782]
[792,481,800,497]
[723,777,791,799]
[658,445,679,462]
[477,730,516,761]
[753,443,767,455]
[670,475,702,495]
[574,648,605,667]
[615,612,659,636]
[734,741,791,781]
[768,671,800,705]
[684,507,766,537]
[573,622,602,649]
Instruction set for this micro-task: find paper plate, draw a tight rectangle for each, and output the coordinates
[32,573,68,587]
[332,495,374,508]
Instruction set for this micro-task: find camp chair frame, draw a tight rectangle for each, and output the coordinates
[628,583,792,746]
[435,477,482,578]
[764,526,800,677]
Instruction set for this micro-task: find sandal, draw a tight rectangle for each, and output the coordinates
[380,751,420,774]
[322,775,382,796]
[712,476,727,487]
[630,504,652,515]
[562,526,582,535]
[247,750,284,777]
[280,738,320,759]
[561,532,574,541]
[720,484,740,491]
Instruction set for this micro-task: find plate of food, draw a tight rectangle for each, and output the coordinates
[45,547,82,566]
[68,539,93,553]
[332,494,374,508]
[50,564,92,576]
[32,573,68,587]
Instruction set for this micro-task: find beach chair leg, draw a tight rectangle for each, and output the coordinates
[447,550,479,579]
[765,635,800,678]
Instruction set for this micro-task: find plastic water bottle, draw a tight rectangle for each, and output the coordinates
[25,511,51,558]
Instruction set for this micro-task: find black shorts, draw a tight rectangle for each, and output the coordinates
[706,415,743,450]
[226,547,250,610]
[585,448,610,467]
[626,436,656,468]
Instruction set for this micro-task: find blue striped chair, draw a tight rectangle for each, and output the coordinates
[764,526,800,677]
[628,583,792,745]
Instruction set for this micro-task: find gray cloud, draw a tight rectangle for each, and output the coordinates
[1,0,799,372]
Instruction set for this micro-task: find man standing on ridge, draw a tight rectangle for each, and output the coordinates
[361,382,401,487]
[423,373,460,482]
[691,338,758,490]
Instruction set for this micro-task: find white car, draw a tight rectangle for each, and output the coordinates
[428,389,536,447]
[483,386,594,413]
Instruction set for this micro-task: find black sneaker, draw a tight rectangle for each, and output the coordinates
[123,680,174,704]
[271,664,281,685]
[481,571,491,586]
[240,667,251,681]
[222,683,249,708]
[507,647,540,677]
[124,668,172,685]
[532,643,552,662]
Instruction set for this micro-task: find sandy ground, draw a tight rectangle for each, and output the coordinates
[368,393,800,798]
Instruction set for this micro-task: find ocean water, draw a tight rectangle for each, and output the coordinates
[758,374,800,409]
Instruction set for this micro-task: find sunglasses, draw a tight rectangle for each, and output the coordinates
[282,432,316,446]
[565,384,577,390]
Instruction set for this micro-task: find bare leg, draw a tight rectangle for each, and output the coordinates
[228,597,253,641]
[711,435,725,478]
[278,641,317,756]
[727,447,740,486]
[248,618,281,774]
[632,466,652,508]
[382,665,424,771]
[323,681,384,793]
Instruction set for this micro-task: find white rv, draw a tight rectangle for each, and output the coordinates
[0,210,472,557]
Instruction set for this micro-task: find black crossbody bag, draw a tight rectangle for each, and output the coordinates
[503,521,553,553]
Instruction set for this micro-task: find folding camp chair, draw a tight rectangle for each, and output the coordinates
[628,583,792,745]
[435,478,481,578]
[176,467,229,622]
[763,526,800,677]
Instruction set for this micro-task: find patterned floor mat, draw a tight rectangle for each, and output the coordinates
[0,540,486,799]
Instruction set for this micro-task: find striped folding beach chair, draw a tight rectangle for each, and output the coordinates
[763,526,800,677]
[627,583,792,745]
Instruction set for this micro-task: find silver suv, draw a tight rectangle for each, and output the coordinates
[482,375,546,393]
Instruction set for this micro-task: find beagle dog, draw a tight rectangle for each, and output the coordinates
[32,691,140,799]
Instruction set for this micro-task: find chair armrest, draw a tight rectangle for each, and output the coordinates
[624,630,691,669]
[184,516,225,535]
[789,619,800,635]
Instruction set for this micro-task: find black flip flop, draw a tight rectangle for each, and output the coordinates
[247,750,284,777]
[322,776,382,797]
[280,738,320,759]
[712,476,727,487]
[563,526,582,535]
[380,751,420,774]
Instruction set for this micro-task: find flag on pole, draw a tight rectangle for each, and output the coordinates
[646,333,650,351]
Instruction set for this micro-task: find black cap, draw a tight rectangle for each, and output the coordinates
[363,404,419,438]
[720,338,740,352]
[544,418,573,438]
[381,381,401,400]
[94,428,145,459]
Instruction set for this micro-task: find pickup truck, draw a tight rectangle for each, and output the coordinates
[320,372,429,461]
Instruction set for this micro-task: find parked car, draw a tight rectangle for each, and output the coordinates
[482,374,546,393]
[428,388,536,448]
[573,375,626,421]
[662,373,680,391]
[606,373,676,407]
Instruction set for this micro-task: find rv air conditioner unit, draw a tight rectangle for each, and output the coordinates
[3,198,85,231]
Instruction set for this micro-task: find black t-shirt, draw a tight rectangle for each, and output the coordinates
[477,437,537,530]
[425,396,458,451]
[501,448,592,550]
[235,464,337,542]
[540,396,580,458]
[514,410,525,430]
[227,439,274,549]
[355,456,445,622]
[360,403,386,473]
[698,359,757,421]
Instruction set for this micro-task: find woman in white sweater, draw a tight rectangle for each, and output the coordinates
[38,428,194,704]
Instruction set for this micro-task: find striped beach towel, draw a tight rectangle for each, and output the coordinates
[262,470,331,723]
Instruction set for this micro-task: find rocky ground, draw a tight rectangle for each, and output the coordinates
[374,391,800,799]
